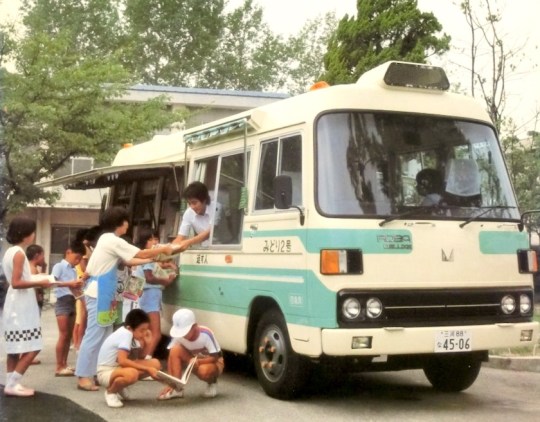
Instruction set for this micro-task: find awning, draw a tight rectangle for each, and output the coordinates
[184,113,261,146]
[36,162,180,190]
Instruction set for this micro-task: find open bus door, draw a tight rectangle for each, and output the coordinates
[36,161,185,241]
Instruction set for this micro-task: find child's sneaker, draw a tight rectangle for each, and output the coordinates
[4,384,35,397]
[117,387,131,401]
[157,387,184,400]
[105,391,124,408]
[202,383,217,398]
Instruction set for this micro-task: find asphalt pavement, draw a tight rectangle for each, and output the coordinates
[1,305,539,421]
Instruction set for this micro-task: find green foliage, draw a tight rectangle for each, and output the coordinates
[503,130,540,215]
[0,24,180,221]
[200,0,286,91]
[122,0,225,86]
[321,0,450,84]
[284,12,338,95]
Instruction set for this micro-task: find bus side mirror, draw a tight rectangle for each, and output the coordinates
[274,175,292,209]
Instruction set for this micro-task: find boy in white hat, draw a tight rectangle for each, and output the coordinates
[158,308,224,400]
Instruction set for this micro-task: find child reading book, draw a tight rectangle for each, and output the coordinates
[158,308,224,400]
[96,309,161,408]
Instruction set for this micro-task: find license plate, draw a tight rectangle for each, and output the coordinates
[434,330,472,353]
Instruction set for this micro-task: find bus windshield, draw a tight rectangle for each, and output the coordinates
[316,112,519,220]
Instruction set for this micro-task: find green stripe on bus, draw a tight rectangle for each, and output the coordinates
[244,228,413,254]
[479,231,528,254]
[162,266,337,327]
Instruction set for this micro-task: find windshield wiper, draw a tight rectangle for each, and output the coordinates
[459,206,517,228]
[379,206,448,227]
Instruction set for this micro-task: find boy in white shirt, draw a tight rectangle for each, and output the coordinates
[158,308,224,400]
[97,309,161,408]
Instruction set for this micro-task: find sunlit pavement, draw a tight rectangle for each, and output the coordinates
[1,303,539,421]
[0,305,245,422]
[0,306,104,421]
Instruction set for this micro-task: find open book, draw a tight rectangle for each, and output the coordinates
[30,274,56,285]
[156,357,197,389]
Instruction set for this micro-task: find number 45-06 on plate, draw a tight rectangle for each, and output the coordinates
[434,330,472,353]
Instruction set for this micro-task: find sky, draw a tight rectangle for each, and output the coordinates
[247,0,540,137]
[1,0,539,136]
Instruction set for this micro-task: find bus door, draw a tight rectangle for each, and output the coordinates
[247,133,310,331]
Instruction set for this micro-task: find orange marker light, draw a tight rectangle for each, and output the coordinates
[309,81,330,91]
[321,250,341,274]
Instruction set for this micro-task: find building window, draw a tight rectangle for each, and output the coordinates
[54,157,94,178]
[50,225,87,268]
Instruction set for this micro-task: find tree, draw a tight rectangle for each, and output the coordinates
[458,0,539,215]
[460,0,524,132]
[0,28,180,225]
[321,0,450,85]
[284,12,338,95]
[122,0,225,86]
[20,0,122,57]
[199,0,287,91]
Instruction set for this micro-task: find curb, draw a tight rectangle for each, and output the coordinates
[484,355,540,372]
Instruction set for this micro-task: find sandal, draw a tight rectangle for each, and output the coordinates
[77,380,99,392]
[56,367,75,377]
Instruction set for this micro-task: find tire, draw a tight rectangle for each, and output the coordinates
[423,354,482,392]
[253,309,310,400]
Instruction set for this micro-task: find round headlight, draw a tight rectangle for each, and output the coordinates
[520,294,532,314]
[366,297,383,318]
[501,295,516,314]
[342,298,361,319]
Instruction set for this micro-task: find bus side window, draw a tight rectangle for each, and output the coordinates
[211,152,249,245]
[280,135,302,206]
[255,134,302,210]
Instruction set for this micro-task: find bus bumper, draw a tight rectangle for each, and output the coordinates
[321,322,539,356]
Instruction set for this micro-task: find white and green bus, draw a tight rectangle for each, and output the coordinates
[47,61,538,399]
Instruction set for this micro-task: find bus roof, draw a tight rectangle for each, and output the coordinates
[37,61,494,189]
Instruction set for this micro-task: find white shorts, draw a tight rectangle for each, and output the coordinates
[96,365,117,388]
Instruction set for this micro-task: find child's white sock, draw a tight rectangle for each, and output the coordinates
[6,371,13,386]
[6,371,22,389]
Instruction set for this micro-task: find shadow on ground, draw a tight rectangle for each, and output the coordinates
[0,386,105,422]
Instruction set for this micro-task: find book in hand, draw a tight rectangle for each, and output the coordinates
[122,275,145,301]
[30,274,56,285]
[156,357,197,389]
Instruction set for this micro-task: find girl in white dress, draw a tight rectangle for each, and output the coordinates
[2,217,54,397]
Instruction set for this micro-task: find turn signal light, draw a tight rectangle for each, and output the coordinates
[320,249,363,275]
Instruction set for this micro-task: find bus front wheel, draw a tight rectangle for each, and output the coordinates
[253,309,310,400]
[423,354,482,392]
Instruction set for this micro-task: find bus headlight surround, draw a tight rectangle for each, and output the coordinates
[520,294,532,314]
[366,297,383,318]
[501,295,516,314]
[342,297,361,319]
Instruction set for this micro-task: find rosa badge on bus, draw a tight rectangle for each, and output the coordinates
[434,330,472,353]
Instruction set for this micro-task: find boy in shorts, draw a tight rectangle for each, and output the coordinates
[52,242,85,376]
[158,308,224,400]
[97,309,161,408]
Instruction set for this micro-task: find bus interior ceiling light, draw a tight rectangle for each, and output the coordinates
[383,62,450,91]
